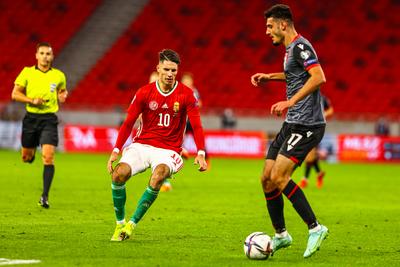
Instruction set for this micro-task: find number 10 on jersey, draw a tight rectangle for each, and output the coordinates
[158,113,171,127]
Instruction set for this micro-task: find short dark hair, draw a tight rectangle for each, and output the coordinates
[159,49,180,65]
[264,4,293,23]
[36,42,52,51]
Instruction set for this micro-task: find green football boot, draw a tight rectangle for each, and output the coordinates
[271,233,293,256]
[303,224,329,258]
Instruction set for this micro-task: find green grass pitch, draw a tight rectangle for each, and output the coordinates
[0,149,399,266]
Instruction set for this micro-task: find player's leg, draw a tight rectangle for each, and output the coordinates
[39,144,55,208]
[275,124,328,257]
[271,154,318,226]
[21,147,36,163]
[110,143,150,241]
[38,114,59,208]
[119,164,169,241]
[120,147,183,240]
[110,162,131,241]
[21,113,38,163]
[130,164,168,222]
[262,122,293,254]
[272,155,328,257]
[300,148,316,188]
[312,150,325,188]
[261,159,293,255]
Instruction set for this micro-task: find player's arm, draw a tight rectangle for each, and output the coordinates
[187,99,207,172]
[57,72,68,103]
[288,66,326,107]
[58,88,68,103]
[271,66,326,116]
[251,72,286,87]
[11,84,45,106]
[271,43,326,116]
[107,95,142,174]
[324,106,334,119]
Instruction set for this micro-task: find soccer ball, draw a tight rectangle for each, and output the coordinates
[243,232,272,260]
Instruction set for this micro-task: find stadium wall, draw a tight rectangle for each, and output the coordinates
[56,110,400,136]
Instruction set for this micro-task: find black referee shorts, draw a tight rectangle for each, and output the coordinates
[21,112,59,148]
[266,122,325,166]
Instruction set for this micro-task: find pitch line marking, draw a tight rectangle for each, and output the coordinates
[0,258,41,265]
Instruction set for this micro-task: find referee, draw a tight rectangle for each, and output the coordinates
[11,42,68,208]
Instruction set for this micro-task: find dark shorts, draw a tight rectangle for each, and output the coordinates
[266,122,325,166]
[21,112,59,148]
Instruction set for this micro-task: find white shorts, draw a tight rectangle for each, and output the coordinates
[119,143,184,177]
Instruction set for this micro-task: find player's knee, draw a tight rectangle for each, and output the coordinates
[149,178,165,190]
[150,165,170,188]
[270,168,289,190]
[260,173,271,188]
[41,154,54,165]
[261,176,277,192]
[112,164,130,183]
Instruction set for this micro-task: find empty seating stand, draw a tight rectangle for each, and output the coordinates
[67,0,400,119]
[0,0,101,101]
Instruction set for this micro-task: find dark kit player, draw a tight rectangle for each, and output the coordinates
[251,4,328,258]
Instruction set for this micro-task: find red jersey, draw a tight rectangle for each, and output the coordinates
[114,81,205,154]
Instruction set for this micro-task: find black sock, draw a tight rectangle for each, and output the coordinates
[304,163,312,178]
[313,160,321,173]
[282,179,318,229]
[42,165,55,197]
[265,189,286,233]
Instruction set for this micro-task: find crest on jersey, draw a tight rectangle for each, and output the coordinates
[50,83,57,93]
[149,101,158,110]
[300,50,311,60]
[173,102,180,113]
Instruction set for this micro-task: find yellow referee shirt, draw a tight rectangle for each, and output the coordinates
[14,66,67,114]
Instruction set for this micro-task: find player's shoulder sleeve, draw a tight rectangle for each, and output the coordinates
[182,84,199,108]
[293,41,320,71]
[127,85,148,113]
[53,68,67,90]
[14,66,31,87]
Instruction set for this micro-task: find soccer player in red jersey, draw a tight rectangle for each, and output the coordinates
[107,49,207,241]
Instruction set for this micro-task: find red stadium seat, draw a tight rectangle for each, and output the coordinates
[65,0,399,119]
[0,0,101,101]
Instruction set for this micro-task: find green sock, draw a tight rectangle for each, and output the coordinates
[131,186,159,224]
[111,181,126,222]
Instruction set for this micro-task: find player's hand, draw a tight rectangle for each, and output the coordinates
[58,90,68,103]
[251,73,270,87]
[194,154,207,172]
[271,100,292,116]
[31,98,45,106]
[107,151,119,174]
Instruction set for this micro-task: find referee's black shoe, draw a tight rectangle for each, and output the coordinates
[38,196,50,209]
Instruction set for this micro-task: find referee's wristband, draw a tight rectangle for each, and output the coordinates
[112,148,120,154]
[197,150,206,157]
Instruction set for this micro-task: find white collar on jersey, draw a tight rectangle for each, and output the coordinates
[156,80,178,96]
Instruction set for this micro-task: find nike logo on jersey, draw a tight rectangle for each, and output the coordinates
[307,131,313,138]
[297,44,304,50]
